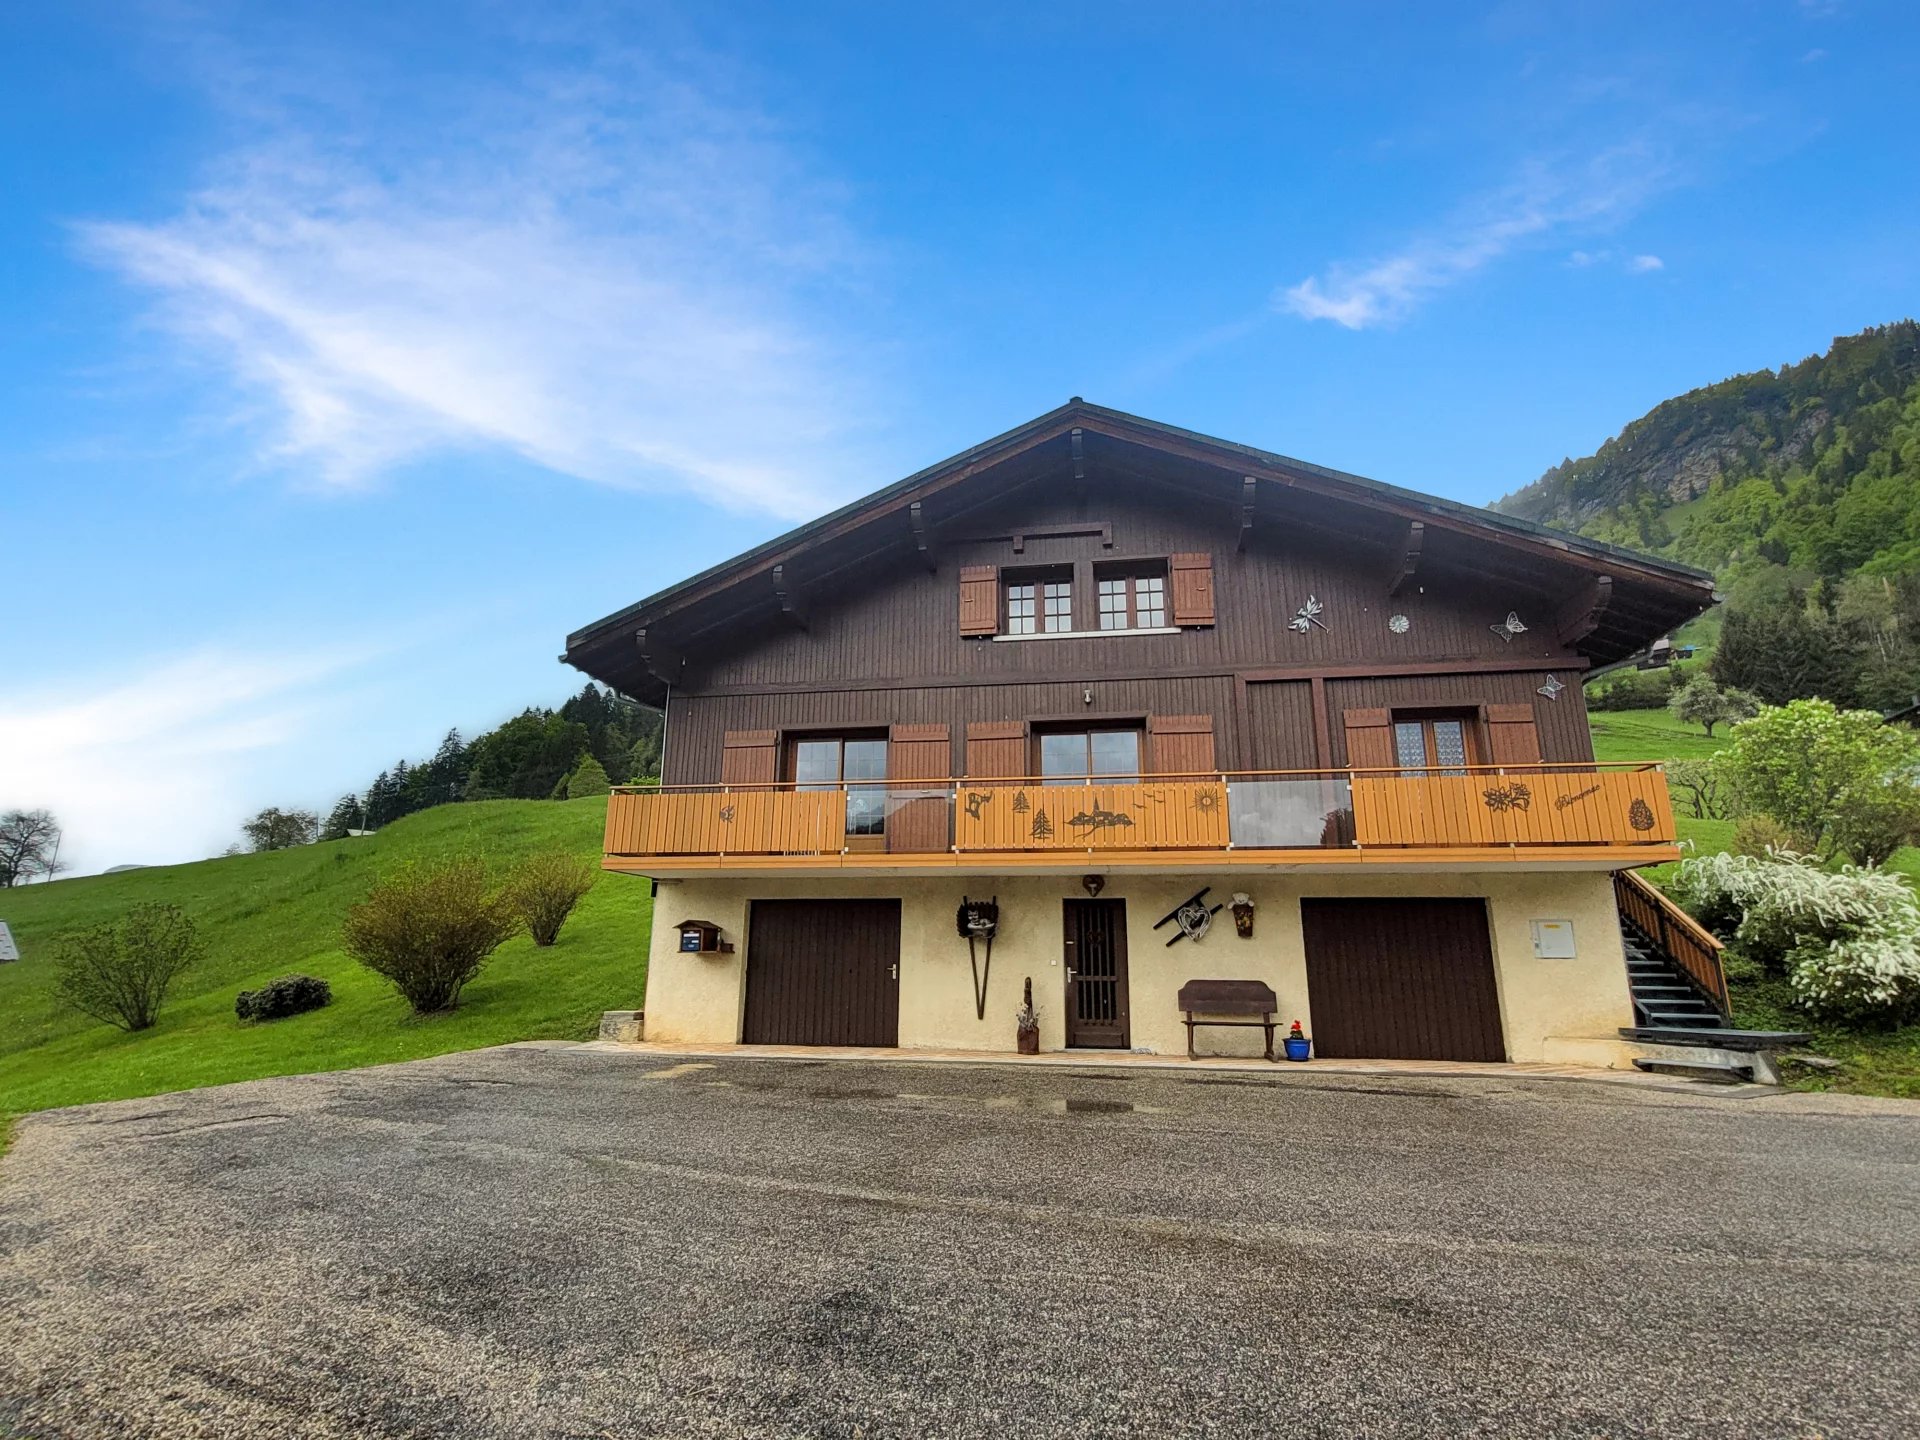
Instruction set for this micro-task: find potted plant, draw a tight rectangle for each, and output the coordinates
[1283,1020,1311,1063]
[1016,977,1040,1055]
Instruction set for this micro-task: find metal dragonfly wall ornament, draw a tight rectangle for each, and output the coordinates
[1289,595,1331,634]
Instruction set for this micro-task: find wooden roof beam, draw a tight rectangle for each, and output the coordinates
[1556,574,1614,647]
[1237,476,1256,552]
[907,501,936,572]
[1386,520,1425,597]
[635,628,686,688]
[771,565,810,631]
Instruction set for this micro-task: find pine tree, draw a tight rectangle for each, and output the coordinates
[321,795,364,841]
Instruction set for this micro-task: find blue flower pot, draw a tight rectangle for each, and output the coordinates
[1283,1036,1312,1062]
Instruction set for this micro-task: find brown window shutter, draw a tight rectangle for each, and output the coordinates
[959,565,999,637]
[1485,703,1543,766]
[1341,708,1395,771]
[1169,552,1215,627]
[1147,715,1218,776]
[720,729,778,786]
[965,720,1026,779]
[888,723,951,853]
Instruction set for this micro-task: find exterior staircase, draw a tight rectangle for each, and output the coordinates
[1623,930,1726,1030]
[1612,870,1809,1082]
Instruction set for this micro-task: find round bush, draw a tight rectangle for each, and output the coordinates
[236,974,333,1022]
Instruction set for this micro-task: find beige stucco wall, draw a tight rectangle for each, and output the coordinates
[638,870,1637,1066]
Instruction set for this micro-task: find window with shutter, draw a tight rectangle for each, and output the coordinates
[1147,715,1217,776]
[1485,703,1543,767]
[1169,552,1215,627]
[958,565,998,637]
[720,730,778,786]
[1340,709,1395,771]
[965,721,1027,778]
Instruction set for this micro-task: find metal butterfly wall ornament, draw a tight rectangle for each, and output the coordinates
[1490,612,1528,644]
[1289,595,1330,634]
[1537,674,1566,701]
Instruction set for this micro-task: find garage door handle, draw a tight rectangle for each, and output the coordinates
[889,963,898,981]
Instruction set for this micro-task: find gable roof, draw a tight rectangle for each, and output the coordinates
[566,399,1717,701]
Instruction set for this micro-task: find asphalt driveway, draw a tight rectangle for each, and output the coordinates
[2,1046,1917,1439]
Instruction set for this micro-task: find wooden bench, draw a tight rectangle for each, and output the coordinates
[1177,979,1280,1062]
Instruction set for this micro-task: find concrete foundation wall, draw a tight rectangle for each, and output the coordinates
[639,871,1637,1066]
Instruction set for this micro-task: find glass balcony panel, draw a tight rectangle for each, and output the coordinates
[1227,777,1353,848]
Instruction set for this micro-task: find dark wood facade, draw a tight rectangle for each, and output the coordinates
[655,478,1603,786]
[566,403,1716,796]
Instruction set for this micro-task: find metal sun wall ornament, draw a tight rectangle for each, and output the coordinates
[1289,595,1330,634]
[1388,614,1410,634]
[1537,674,1566,701]
[1491,612,1529,644]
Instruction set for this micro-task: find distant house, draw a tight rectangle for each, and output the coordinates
[565,402,1724,1065]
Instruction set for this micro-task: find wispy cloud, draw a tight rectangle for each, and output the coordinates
[77,38,885,518]
[1277,143,1674,329]
[0,645,386,875]
[1627,253,1664,273]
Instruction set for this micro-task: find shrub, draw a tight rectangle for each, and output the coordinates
[565,757,612,799]
[1671,849,1920,1024]
[236,974,332,1022]
[1712,698,1920,864]
[342,859,520,1013]
[1587,668,1682,711]
[53,902,203,1032]
[510,851,598,946]
[1731,813,1801,858]
[1666,758,1729,819]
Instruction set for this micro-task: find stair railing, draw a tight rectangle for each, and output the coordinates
[1614,869,1730,1017]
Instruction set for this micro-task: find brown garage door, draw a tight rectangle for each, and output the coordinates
[742,899,900,1046]
[1300,898,1505,1062]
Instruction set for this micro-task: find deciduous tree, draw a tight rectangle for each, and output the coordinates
[241,807,319,852]
[0,808,64,887]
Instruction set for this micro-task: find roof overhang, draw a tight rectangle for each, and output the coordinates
[566,400,1718,703]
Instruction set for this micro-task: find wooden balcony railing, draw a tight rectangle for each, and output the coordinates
[605,763,1678,866]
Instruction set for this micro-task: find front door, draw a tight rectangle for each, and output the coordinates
[1063,898,1130,1048]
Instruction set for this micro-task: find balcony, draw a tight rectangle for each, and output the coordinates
[604,764,1679,876]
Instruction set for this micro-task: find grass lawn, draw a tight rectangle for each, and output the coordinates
[0,798,650,1136]
[1588,706,1730,763]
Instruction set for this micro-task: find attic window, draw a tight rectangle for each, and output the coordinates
[1005,568,1072,636]
[1096,563,1168,630]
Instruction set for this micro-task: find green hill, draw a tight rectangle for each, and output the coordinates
[1498,322,1920,711]
[0,799,650,1125]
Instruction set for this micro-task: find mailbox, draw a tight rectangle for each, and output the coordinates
[675,919,731,955]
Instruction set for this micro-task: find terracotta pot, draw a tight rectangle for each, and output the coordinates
[1017,1027,1040,1055]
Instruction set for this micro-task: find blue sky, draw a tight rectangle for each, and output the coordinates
[3,0,1916,874]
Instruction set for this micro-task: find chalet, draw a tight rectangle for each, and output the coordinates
[564,401,1729,1067]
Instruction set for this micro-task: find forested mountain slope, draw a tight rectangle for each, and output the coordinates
[1496,322,1920,708]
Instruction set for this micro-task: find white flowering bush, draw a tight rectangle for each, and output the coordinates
[1672,849,1920,1023]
